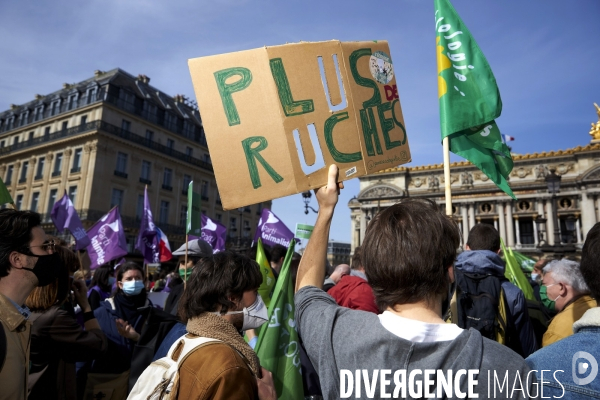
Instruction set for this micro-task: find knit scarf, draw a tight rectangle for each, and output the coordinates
[186,312,261,377]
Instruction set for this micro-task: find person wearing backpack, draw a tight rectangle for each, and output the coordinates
[453,223,538,357]
[131,251,277,400]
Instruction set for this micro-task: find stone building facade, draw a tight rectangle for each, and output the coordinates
[0,68,270,252]
[350,110,600,258]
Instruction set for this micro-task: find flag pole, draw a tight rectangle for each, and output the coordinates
[443,136,453,216]
[184,234,188,290]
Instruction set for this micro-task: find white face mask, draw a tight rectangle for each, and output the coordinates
[217,294,269,331]
[531,273,540,282]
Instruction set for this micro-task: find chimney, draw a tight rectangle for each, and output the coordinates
[94,70,104,77]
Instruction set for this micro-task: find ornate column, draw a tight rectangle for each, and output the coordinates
[58,148,73,195]
[498,202,507,242]
[575,213,583,244]
[533,218,539,246]
[468,203,476,229]
[547,199,555,246]
[580,188,597,239]
[351,215,360,253]
[493,216,498,230]
[514,215,521,248]
[359,210,367,246]
[461,203,469,241]
[506,201,515,247]
[23,156,37,206]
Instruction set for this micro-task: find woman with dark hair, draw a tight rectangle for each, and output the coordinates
[26,246,107,400]
[87,264,115,310]
[84,262,150,398]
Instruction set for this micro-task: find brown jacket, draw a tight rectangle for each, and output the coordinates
[542,294,597,347]
[176,342,258,400]
[0,292,31,400]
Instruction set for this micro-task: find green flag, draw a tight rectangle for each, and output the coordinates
[512,250,536,273]
[435,0,515,199]
[186,181,201,235]
[0,177,13,206]
[256,238,276,308]
[255,241,303,400]
[501,239,535,301]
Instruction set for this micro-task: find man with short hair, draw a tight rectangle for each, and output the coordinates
[327,247,378,313]
[0,209,63,400]
[269,244,287,279]
[295,166,531,399]
[454,223,538,357]
[527,222,600,398]
[539,259,596,347]
[323,263,350,292]
[164,238,213,316]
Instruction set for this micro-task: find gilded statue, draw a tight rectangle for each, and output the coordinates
[590,103,600,141]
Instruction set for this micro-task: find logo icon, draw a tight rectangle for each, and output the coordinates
[572,351,598,385]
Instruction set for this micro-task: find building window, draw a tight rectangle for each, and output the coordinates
[111,188,124,209]
[201,180,209,200]
[68,94,77,110]
[159,201,169,224]
[183,174,191,194]
[145,130,154,141]
[186,147,193,157]
[136,194,144,220]
[71,148,82,173]
[53,153,63,176]
[121,119,131,132]
[243,220,250,237]
[0,140,4,148]
[15,194,23,210]
[6,117,14,131]
[141,160,151,183]
[180,204,187,227]
[86,88,96,104]
[62,121,68,131]
[115,152,128,178]
[34,106,43,121]
[30,192,40,212]
[19,161,28,183]
[216,213,222,222]
[35,157,45,179]
[50,101,60,116]
[204,154,211,164]
[13,136,19,145]
[68,185,77,204]
[166,139,174,149]
[162,168,172,190]
[5,165,13,185]
[47,189,58,215]
[80,115,87,125]
[229,217,237,237]
[28,131,34,141]
[44,126,51,136]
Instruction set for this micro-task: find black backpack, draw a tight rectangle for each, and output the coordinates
[449,271,509,344]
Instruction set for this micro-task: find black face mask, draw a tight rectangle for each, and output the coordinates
[22,253,65,287]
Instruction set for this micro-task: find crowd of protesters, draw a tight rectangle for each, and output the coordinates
[0,165,599,399]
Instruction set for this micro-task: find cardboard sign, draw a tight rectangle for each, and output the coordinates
[189,40,411,210]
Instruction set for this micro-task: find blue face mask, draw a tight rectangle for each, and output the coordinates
[122,280,144,296]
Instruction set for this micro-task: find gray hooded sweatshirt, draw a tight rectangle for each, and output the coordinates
[296,286,534,399]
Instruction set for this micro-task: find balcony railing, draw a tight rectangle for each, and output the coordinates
[162,184,173,191]
[139,178,151,185]
[114,171,128,179]
[0,120,214,173]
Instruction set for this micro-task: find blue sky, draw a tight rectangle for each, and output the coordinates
[1,0,598,245]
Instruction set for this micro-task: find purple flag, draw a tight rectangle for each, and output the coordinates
[253,209,295,248]
[86,207,128,270]
[50,191,91,250]
[196,215,227,253]
[135,187,159,264]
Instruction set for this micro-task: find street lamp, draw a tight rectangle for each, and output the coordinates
[302,191,318,215]
[237,207,244,250]
[538,169,575,256]
[535,216,547,246]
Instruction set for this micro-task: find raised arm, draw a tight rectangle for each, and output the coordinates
[295,165,342,292]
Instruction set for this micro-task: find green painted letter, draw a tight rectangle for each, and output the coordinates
[324,112,362,163]
[360,107,382,157]
[269,58,314,116]
[349,48,381,109]
[242,136,284,189]
[377,101,400,150]
[214,67,253,126]
[391,99,407,145]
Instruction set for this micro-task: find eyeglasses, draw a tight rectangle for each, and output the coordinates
[25,240,56,254]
